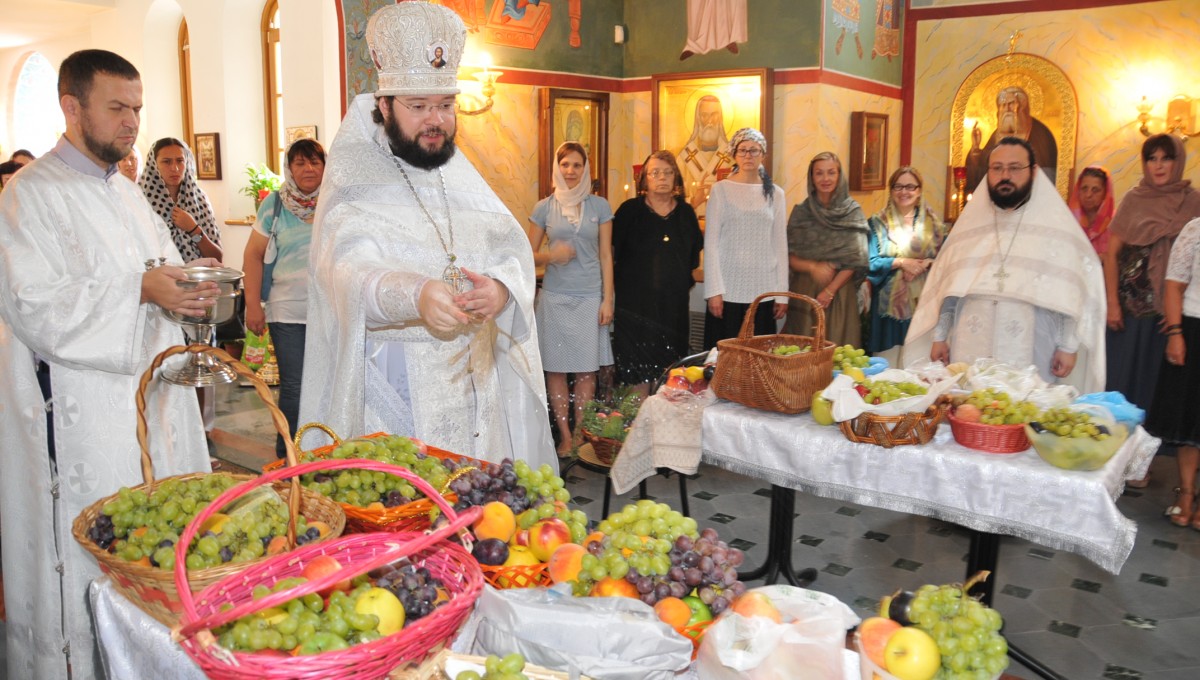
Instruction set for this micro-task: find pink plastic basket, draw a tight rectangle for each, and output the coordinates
[173,459,483,679]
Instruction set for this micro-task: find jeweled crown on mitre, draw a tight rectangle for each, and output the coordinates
[366,1,466,97]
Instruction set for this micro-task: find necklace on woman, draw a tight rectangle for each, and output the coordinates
[394,160,469,294]
[991,205,1026,292]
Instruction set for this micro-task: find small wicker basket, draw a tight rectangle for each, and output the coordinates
[710,292,836,414]
[70,345,345,626]
[946,409,1031,453]
[839,403,947,448]
[580,428,623,465]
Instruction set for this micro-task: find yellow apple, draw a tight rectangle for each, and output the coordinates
[884,626,941,680]
[354,587,405,636]
[811,390,835,426]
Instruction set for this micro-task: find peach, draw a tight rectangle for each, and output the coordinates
[590,576,639,598]
[473,501,517,543]
[528,518,571,562]
[306,520,334,539]
[301,555,351,597]
[547,543,586,584]
[731,591,782,623]
[510,528,531,548]
[955,404,982,423]
[266,535,289,555]
[859,616,902,668]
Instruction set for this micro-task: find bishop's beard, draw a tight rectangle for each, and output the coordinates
[385,115,456,170]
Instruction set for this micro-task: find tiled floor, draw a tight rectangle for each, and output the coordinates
[5,381,1198,679]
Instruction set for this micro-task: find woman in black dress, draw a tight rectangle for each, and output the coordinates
[612,151,703,395]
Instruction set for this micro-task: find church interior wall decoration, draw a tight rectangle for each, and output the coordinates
[193,132,221,181]
[538,88,609,199]
[651,68,772,213]
[849,111,887,191]
[948,52,1078,220]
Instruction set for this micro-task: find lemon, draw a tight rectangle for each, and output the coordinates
[844,366,866,382]
[683,366,705,383]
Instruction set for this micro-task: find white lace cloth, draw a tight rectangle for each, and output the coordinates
[611,390,715,494]
[90,577,206,679]
[701,401,1158,574]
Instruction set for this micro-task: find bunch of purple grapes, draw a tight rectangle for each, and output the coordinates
[88,514,116,550]
[446,458,532,515]
[620,528,747,613]
[373,563,445,622]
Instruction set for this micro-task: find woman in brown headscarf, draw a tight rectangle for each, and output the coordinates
[784,151,869,347]
[1105,134,1200,488]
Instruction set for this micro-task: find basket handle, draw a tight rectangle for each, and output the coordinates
[740,291,825,345]
[136,344,305,541]
[173,457,480,637]
[294,421,341,449]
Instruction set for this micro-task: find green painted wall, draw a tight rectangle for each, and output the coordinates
[481,0,625,78]
[821,0,903,86]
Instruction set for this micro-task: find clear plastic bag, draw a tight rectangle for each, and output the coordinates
[964,359,1077,410]
[696,585,860,680]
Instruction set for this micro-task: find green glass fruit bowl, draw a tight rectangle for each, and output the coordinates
[1023,420,1128,471]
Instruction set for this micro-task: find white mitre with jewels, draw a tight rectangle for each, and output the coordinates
[366,1,466,97]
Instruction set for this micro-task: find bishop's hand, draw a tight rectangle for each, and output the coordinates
[418,279,471,333]
[453,268,509,322]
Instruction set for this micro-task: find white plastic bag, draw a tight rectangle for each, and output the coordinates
[453,585,693,680]
[825,370,959,422]
[964,359,1077,409]
[696,585,860,680]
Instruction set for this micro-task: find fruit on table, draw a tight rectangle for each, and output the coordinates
[528,517,572,561]
[770,344,811,356]
[844,366,867,382]
[590,575,639,598]
[730,590,782,623]
[471,538,510,567]
[683,365,706,383]
[883,626,941,680]
[879,589,917,625]
[474,501,517,542]
[884,574,1009,679]
[301,555,352,598]
[374,562,448,624]
[654,596,693,633]
[354,587,406,636]
[953,403,982,423]
[858,616,903,668]
[962,388,1038,425]
[456,652,531,680]
[856,379,928,405]
[681,595,714,626]
[548,542,586,584]
[833,344,870,368]
[811,389,835,426]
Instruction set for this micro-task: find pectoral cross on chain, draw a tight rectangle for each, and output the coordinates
[993,266,1010,292]
[443,259,471,295]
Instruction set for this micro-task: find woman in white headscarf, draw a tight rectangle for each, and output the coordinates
[243,138,325,458]
[528,142,614,455]
[140,137,222,261]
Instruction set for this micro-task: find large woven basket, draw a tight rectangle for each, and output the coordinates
[710,292,836,414]
[839,402,947,448]
[263,423,477,534]
[70,345,345,626]
[580,427,623,466]
[174,458,484,680]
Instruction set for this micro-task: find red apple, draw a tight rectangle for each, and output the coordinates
[884,626,941,680]
[528,518,571,562]
[300,555,351,598]
[666,375,691,391]
[858,616,902,668]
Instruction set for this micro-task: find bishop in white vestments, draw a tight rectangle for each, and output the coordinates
[905,138,1106,392]
[0,50,211,679]
[300,2,555,469]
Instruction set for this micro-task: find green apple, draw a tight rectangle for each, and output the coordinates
[884,626,942,680]
[681,595,713,626]
[811,390,835,426]
[354,586,406,636]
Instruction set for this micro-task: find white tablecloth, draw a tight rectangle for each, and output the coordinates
[701,401,1158,574]
[89,576,206,680]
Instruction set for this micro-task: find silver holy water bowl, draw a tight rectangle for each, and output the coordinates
[162,265,244,386]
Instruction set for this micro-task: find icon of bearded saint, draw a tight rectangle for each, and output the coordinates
[677,94,733,218]
[965,86,1059,193]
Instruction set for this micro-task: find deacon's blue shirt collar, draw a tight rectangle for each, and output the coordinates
[51,134,119,180]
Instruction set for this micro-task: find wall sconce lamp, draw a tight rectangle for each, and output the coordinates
[457,67,503,116]
[1138,95,1196,139]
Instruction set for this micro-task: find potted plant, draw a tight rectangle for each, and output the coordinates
[240,163,282,211]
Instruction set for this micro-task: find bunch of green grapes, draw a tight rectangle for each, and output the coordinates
[572,500,700,597]
[456,653,531,680]
[964,389,1039,425]
[92,474,308,571]
[1030,408,1112,439]
[516,500,589,544]
[857,379,928,404]
[770,344,810,356]
[214,576,389,654]
[833,344,870,368]
[299,435,450,508]
[905,583,1008,679]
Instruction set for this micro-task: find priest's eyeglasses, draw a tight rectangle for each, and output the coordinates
[987,163,1032,176]
[393,100,457,117]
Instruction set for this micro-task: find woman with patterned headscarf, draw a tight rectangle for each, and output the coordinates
[784,151,869,347]
[140,137,221,261]
[243,138,325,458]
[1069,165,1115,256]
[866,166,948,363]
[703,127,788,348]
